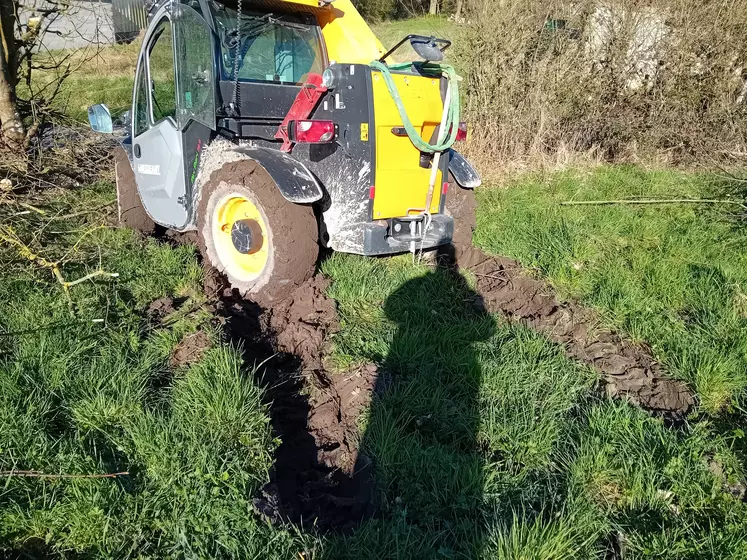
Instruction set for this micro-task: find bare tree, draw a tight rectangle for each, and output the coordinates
[429,0,439,15]
[0,0,26,148]
[0,0,109,152]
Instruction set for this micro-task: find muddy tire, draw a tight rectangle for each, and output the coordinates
[197,159,319,306]
[114,147,155,233]
[444,176,481,268]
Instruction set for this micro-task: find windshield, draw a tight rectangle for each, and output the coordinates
[211,5,325,85]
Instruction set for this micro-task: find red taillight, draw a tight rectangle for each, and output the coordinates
[455,121,468,142]
[289,120,336,144]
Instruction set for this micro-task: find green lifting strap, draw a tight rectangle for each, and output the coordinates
[369,60,461,154]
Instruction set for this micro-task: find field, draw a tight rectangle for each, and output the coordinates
[2,14,747,560]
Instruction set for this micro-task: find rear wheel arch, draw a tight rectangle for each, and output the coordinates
[114,146,156,234]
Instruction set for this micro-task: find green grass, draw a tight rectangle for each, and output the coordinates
[2,171,747,557]
[4,16,747,558]
[0,185,310,557]
[320,253,747,559]
[20,42,141,121]
[474,166,747,413]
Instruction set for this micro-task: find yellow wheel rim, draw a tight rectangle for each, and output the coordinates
[212,193,270,281]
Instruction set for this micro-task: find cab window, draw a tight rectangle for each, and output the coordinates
[148,20,177,123]
[174,5,215,129]
[134,62,149,136]
[212,8,325,85]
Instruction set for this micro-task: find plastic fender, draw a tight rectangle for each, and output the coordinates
[449,149,482,189]
[234,146,324,204]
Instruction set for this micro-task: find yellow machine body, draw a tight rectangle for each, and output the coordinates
[317,1,387,63]
[254,0,387,62]
[370,70,445,219]
[224,0,460,255]
[320,1,448,219]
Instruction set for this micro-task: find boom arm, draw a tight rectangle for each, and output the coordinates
[316,0,386,63]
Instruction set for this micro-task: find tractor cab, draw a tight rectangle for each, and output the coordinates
[90,0,481,303]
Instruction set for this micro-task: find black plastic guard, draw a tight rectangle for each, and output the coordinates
[449,149,482,189]
[234,145,324,204]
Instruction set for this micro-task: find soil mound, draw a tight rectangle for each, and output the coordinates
[269,275,340,371]
[456,247,694,419]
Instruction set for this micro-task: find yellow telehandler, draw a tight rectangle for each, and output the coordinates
[89,0,481,304]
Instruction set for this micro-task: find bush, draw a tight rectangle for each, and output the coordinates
[457,0,747,172]
[353,0,398,22]
[353,0,457,22]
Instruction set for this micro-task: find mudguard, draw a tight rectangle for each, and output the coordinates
[449,150,482,189]
[234,145,324,204]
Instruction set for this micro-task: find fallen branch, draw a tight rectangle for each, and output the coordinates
[0,470,128,479]
[0,225,119,306]
[561,198,746,207]
[18,202,46,215]
[49,199,116,221]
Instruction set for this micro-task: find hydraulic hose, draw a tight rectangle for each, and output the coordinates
[369,60,461,154]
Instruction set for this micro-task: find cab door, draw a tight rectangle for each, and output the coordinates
[132,2,215,230]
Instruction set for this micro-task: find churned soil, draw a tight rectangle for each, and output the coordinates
[206,269,379,531]
[455,246,695,419]
[155,219,695,531]
[169,331,213,369]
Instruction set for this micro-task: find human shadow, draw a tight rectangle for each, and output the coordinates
[349,264,496,556]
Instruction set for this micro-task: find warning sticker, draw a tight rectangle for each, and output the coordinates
[361,123,369,142]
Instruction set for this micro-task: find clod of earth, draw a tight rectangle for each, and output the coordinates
[146,296,183,322]
[170,331,212,369]
[457,246,695,419]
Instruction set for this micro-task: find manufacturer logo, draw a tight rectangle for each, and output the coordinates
[137,164,161,176]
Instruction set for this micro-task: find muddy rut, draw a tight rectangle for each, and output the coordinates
[456,246,694,419]
[204,271,379,530]
[190,243,693,529]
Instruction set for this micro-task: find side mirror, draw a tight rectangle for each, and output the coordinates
[88,104,113,134]
[410,36,447,62]
[379,34,452,64]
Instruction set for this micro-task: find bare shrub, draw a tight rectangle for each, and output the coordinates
[457,0,747,175]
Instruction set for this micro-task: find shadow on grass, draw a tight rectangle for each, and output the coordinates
[347,265,496,556]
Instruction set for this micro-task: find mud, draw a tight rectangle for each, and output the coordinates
[254,362,379,530]
[454,246,695,419]
[158,218,695,532]
[170,331,212,369]
[114,147,156,234]
[268,276,339,371]
[206,268,378,531]
[146,295,186,322]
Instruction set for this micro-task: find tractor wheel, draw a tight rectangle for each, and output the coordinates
[444,176,481,269]
[114,147,155,234]
[197,160,319,306]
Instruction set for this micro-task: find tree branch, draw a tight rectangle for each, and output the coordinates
[561,198,746,208]
[0,470,128,479]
